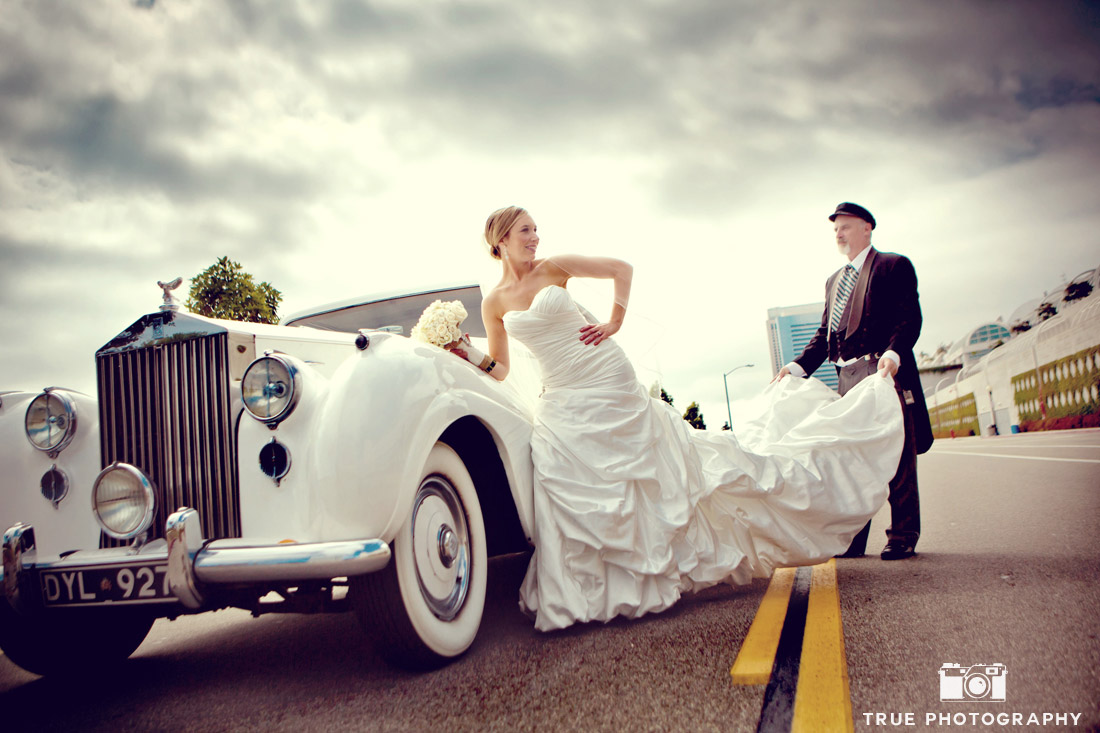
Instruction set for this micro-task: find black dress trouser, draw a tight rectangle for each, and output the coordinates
[837,358,921,552]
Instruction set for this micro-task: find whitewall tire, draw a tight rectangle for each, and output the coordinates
[352,442,487,669]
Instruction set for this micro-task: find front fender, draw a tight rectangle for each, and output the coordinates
[236,334,534,546]
[0,390,102,558]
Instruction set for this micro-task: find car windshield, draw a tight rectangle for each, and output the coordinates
[284,286,487,338]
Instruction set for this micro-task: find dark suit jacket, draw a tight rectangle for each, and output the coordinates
[794,248,934,453]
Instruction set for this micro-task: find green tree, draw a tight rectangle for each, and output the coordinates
[186,256,283,324]
[1064,281,1093,302]
[651,381,708,429]
[682,402,706,430]
[649,382,674,406]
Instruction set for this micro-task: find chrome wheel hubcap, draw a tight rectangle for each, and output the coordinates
[410,476,470,621]
[437,526,458,569]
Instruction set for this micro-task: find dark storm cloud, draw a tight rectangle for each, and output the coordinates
[634,2,1100,209]
[228,0,1096,212]
[0,230,162,305]
[18,2,1098,164]
[407,44,657,130]
[2,0,1099,396]
[647,0,768,50]
[325,0,418,40]
[23,93,198,192]
[7,79,322,206]
[0,2,330,245]
[1015,76,1100,110]
[2,0,1097,214]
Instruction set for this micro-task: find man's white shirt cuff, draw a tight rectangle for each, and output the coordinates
[785,362,807,378]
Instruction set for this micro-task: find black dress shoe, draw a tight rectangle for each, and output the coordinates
[880,541,916,560]
[835,546,865,558]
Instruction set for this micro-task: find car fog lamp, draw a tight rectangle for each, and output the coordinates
[41,466,69,507]
[25,390,78,455]
[92,463,155,539]
[242,355,301,423]
[259,438,291,484]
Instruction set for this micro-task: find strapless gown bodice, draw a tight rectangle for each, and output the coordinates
[504,285,903,631]
[504,285,636,391]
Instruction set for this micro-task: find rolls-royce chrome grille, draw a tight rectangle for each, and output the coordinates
[96,332,241,547]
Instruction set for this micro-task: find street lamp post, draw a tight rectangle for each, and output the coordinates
[723,363,754,430]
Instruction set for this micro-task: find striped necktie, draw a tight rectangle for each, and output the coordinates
[830,264,858,332]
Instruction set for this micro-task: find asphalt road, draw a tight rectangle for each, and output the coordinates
[2,429,1098,732]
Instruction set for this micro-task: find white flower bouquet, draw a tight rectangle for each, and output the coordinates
[411,300,468,349]
[411,298,493,372]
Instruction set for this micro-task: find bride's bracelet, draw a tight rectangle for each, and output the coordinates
[459,338,496,374]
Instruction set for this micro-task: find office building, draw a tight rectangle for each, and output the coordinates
[765,302,839,391]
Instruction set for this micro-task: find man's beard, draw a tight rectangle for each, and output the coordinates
[837,242,850,256]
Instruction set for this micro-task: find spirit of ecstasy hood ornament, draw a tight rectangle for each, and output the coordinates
[158,277,183,312]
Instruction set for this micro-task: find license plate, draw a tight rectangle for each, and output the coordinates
[41,561,176,607]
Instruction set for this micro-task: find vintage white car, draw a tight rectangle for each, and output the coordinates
[0,281,537,674]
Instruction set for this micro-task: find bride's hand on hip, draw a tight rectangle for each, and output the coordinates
[579,321,620,346]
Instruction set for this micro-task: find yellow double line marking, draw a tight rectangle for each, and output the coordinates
[730,559,853,732]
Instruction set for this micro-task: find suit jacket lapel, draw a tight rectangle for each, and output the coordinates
[843,247,876,336]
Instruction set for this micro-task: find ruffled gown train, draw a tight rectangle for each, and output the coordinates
[505,285,903,631]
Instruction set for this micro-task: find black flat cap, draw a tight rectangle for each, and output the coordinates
[828,202,876,229]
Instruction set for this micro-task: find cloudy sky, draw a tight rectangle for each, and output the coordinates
[2,0,1098,428]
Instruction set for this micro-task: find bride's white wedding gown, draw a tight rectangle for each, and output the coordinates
[504,285,903,631]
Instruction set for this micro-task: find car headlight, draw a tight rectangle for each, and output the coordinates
[241,355,301,424]
[25,389,78,456]
[92,463,155,539]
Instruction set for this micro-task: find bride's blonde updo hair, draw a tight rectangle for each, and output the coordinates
[484,206,528,260]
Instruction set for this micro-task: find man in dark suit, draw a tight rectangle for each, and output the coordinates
[775,202,933,560]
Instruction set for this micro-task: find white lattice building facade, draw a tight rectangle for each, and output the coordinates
[926,293,1100,435]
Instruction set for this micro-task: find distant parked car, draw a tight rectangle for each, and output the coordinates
[1,281,535,674]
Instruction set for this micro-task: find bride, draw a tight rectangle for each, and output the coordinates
[452,206,903,632]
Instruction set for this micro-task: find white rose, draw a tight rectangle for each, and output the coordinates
[412,299,468,348]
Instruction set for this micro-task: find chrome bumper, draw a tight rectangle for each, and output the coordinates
[2,522,36,613]
[3,508,392,612]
